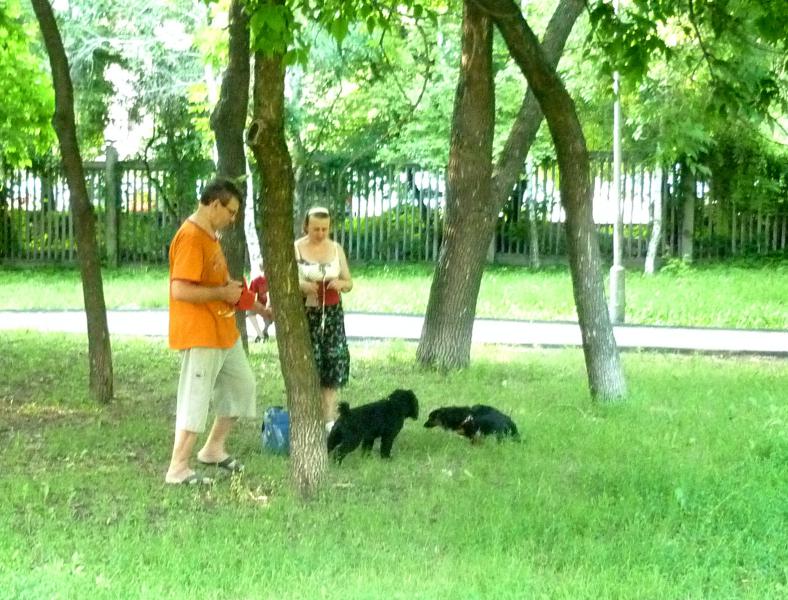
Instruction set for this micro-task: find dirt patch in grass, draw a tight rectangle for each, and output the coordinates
[0,401,100,430]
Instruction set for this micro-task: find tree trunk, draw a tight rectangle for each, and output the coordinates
[491,0,584,206]
[211,0,251,342]
[476,0,626,402]
[249,48,327,499]
[644,168,663,275]
[417,0,582,369]
[528,195,541,268]
[31,0,113,404]
[679,162,695,263]
[104,145,120,268]
[416,1,495,369]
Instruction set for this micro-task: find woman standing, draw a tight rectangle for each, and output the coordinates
[295,206,353,429]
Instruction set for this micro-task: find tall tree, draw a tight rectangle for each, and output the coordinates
[244,0,431,497]
[491,0,584,209]
[30,0,113,403]
[211,0,251,339]
[244,0,331,497]
[475,0,626,401]
[678,162,696,263]
[249,47,328,498]
[416,0,495,369]
[417,0,584,369]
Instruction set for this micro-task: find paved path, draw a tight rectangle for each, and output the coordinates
[1,309,787,356]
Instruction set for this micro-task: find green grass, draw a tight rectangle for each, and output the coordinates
[1,259,786,329]
[0,265,169,311]
[1,331,787,598]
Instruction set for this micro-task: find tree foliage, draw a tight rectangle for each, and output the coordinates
[586,0,787,166]
[4,0,785,213]
[0,0,54,168]
[242,0,442,168]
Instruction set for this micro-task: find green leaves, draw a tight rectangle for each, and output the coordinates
[587,1,669,82]
[0,0,55,168]
[583,0,786,185]
[247,0,294,54]
[329,17,349,44]
[245,0,437,57]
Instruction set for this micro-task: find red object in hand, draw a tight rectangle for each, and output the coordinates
[235,278,256,311]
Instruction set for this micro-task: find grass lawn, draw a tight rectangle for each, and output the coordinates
[1,258,786,329]
[1,332,787,598]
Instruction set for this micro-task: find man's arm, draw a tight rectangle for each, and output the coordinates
[171,279,243,305]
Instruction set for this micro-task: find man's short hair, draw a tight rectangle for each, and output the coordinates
[199,178,243,206]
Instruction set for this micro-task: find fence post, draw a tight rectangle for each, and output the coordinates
[105,144,120,267]
[486,233,495,263]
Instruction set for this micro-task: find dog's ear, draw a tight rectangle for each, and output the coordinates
[389,388,408,401]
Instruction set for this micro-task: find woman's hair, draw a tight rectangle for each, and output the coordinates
[303,206,330,232]
[199,178,243,207]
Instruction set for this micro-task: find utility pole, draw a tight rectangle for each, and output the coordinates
[608,0,625,323]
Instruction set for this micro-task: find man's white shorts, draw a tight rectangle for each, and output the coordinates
[175,338,256,433]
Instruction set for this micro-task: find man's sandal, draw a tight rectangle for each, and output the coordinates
[167,472,213,486]
[198,456,244,473]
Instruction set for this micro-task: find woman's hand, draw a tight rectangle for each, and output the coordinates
[299,280,319,296]
[326,279,348,293]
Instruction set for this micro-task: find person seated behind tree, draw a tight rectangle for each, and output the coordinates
[247,264,273,342]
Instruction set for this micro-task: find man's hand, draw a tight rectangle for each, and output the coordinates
[221,280,243,304]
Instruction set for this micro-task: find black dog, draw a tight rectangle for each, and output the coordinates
[327,389,419,463]
[424,404,519,442]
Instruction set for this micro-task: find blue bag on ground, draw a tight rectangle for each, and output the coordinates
[261,406,290,455]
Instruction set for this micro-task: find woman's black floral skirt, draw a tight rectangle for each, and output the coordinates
[305,302,350,389]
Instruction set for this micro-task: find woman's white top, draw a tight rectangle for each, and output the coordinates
[295,241,341,282]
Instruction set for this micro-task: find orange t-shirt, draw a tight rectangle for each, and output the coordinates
[168,220,239,350]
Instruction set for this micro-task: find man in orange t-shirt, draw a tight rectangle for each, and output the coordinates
[165,178,256,485]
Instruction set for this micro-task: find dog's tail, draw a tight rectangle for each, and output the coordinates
[337,401,352,418]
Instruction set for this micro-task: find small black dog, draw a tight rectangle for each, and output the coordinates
[424,404,519,442]
[327,389,419,463]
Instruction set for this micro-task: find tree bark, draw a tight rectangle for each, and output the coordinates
[417,0,583,369]
[679,162,695,263]
[528,194,541,268]
[644,168,663,275]
[491,0,584,206]
[211,0,251,342]
[475,0,626,401]
[31,0,113,404]
[417,1,495,369]
[249,49,327,499]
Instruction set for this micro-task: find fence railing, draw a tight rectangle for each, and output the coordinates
[1,153,786,265]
